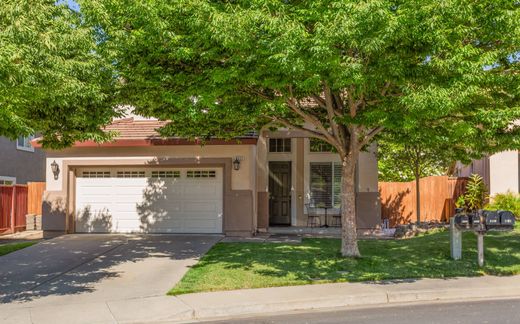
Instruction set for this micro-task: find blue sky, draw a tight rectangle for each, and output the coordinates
[56,0,79,11]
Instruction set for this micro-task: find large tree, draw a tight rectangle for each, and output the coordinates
[81,0,520,256]
[0,0,118,148]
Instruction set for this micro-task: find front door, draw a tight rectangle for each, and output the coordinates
[269,161,292,225]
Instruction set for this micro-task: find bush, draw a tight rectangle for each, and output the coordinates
[456,174,488,212]
[486,192,520,220]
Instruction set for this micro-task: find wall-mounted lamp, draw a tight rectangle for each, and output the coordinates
[233,156,244,171]
[51,160,60,180]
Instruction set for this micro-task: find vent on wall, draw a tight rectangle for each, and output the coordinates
[187,170,216,178]
[82,171,111,178]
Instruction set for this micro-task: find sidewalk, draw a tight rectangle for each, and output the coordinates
[2,275,520,324]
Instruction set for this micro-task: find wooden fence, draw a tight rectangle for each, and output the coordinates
[0,182,45,234]
[27,182,46,215]
[0,185,28,234]
[379,176,468,227]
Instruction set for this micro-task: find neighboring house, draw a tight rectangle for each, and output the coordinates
[456,150,520,196]
[0,135,46,185]
[37,117,380,236]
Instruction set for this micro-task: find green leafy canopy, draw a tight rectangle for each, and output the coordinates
[81,0,519,155]
[0,0,119,148]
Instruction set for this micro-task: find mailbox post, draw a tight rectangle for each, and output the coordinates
[451,209,515,267]
[450,217,462,260]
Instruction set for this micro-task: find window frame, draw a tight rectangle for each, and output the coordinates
[16,135,35,152]
[309,162,342,208]
[269,138,292,153]
[0,176,16,185]
[309,138,336,153]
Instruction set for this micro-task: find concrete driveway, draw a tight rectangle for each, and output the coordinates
[0,234,221,308]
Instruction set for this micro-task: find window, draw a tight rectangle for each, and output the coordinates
[0,176,16,185]
[309,138,336,153]
[310,162,342,208]
[82,171,111,178]
[16,135,34,152]
[187,170,216,178]
[151,170,180,178]
[269,138,291,153]
[116,171,145,178]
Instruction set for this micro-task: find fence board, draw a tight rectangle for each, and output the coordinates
[27,182,46,215]
[14,185,28,230]
[0,185,30,233]
[379,176,468,227]
[0,186,13,232]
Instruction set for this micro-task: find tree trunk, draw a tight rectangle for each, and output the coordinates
[415,164,421,225]
[340,154,360,257]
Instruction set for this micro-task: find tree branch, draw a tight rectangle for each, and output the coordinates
[358,126,384,148]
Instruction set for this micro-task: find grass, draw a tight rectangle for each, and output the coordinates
[169,225,520,295]
[0,242,37,256]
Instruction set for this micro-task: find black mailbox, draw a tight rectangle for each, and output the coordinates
[470,213,482,228]
[454,214,470,229]
[498,210,515,227]
[483,210,500,229]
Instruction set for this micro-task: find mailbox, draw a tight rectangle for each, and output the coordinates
[470,213,482,228]
[498,210,515,228]
[483,210,500,229]
[454,214,470,229]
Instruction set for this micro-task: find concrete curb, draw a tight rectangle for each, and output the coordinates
[2,276,520,323]
[173,276,520,322]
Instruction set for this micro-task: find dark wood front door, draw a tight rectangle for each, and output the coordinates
[269,161,292,225]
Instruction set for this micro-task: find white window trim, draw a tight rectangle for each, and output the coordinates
[0,176,16,185]
[16,135,35,152]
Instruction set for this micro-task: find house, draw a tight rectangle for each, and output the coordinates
[456,150,520,196]
[0,135,46,185]
[37,117,380,236]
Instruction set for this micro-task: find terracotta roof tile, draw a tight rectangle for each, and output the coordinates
[104,118,169,140]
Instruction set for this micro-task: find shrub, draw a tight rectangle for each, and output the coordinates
[486,192,520,220]
[456,174,488,212]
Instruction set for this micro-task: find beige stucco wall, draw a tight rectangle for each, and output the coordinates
[42,144,257,236]
[457,151,519,196]
[489,150,519,196]
[256,132,380,228]
[45,145,256,192]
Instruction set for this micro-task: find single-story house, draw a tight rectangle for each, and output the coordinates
[36,117,380,236]
[456,150,520,196]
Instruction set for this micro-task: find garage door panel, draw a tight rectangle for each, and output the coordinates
[76,168,223,233]
[183,201,220,212]
[183,183,219,196]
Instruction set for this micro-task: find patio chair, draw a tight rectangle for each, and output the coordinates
[305,203,321,227]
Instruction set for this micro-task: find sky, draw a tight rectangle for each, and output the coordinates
[56,0,80,11]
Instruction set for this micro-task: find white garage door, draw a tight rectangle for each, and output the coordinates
[75,168,223,233]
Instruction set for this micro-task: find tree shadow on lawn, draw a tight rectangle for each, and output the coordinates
[183,229,520,291]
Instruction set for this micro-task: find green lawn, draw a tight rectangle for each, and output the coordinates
[0,242,36,256]
[169,226,520,295]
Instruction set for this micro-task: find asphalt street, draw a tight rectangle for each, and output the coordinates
[205,298,520,324]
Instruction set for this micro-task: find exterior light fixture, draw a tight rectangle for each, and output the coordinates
[51,160,60,180]
[233,156,243,171]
